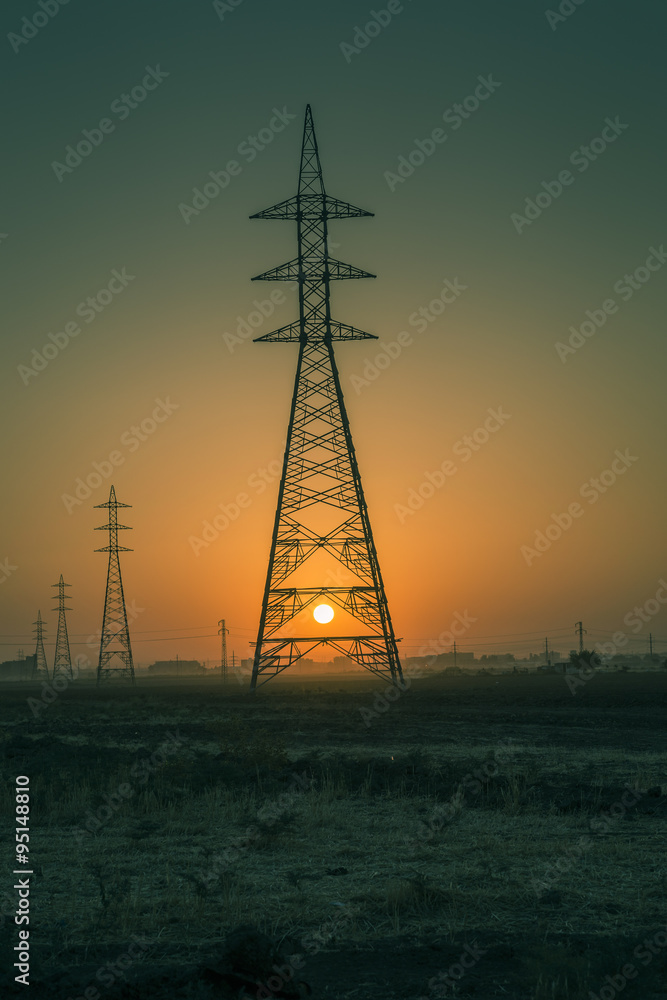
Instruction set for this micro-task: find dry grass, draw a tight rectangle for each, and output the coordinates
[1,674,666,999]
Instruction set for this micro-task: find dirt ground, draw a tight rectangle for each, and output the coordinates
[1,670,666,999]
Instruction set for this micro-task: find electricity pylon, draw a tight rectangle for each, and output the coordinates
[95,485,135,684]
[575,621,586,654]
[31,611,49,681]
[218,618,228,681]
[249,104,403,690]
[52,574,74,681]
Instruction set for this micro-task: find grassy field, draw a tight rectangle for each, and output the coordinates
[1,670,666,999]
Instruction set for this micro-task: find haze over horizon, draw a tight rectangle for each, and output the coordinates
[2,0,666,669]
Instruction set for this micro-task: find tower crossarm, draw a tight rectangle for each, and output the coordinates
[250,193,373,221]
[263,586,386,637]
[254,319,377,343]
[252,257,375,283]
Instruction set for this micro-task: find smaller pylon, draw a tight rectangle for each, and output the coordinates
[32,611,49,681]
[52,575,74,681]
[218,619,229,682]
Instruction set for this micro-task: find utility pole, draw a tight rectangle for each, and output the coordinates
[218,619,228,682]
[249,105,402,691]
[575,621,586,655]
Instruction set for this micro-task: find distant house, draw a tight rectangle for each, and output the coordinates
[0,655,35,680]
[435,651,475,667]
[147,659,205,675]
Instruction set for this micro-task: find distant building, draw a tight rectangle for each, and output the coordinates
[436,651,475,666]
[0,655,35,680]
[147,659,205,675]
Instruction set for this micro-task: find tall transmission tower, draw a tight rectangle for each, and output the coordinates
[31,611,49,681]
[95,485,135,685]
[218,618,228,681]
[575,621,586,654]
[52,574,73,681]
[248,104,403,690]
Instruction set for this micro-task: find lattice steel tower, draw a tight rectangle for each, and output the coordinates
[218,618,228,682]
[31,610,48,681]
[52,574,73,681]
[249,105,403,690]
[95,485,135,684]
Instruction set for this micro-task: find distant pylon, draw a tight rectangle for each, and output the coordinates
[52,574,73,681]
[218,618,228,681]
[575,621,586,654]
[95,485,135,684]
[32,611,49,681]
[248,104,403,690]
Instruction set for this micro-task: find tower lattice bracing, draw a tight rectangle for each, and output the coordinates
[249,105,403,690]
[52,574,74,681]
[218,618,228,682]
[95,485,135,684]
[32,610,49,681]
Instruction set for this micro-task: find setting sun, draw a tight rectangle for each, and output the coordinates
[313,603,334,624]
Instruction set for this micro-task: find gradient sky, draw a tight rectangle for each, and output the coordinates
[1,0,666,667]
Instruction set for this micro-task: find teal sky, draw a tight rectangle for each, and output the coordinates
[1,0,666,666]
